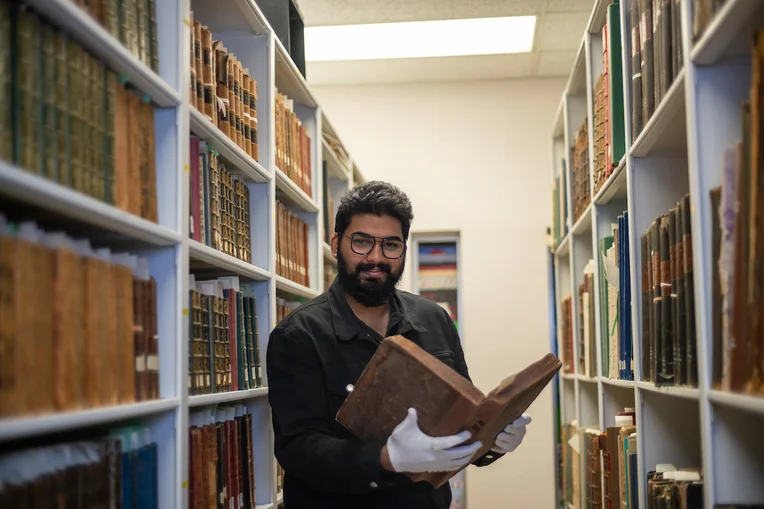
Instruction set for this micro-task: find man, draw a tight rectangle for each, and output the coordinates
[267,181,531,508]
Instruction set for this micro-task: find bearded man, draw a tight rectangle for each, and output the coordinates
[266,181,531,509]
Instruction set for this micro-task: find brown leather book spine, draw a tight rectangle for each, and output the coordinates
[249,77,258,160]
[675,203,686,386]
[115,264,135,403]
[243,73,252,156]
[83,256,102,407]
[133,277,147,401]
[147,276,159,399]
[214,42,230,137]
[145,99,158,222]
[202,27,215,124]
[193,21,203,111]
[227,57,236,143]
[53,246,84,411]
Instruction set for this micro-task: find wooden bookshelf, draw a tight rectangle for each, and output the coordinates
[0,0,367,507]
[549,1,764,509]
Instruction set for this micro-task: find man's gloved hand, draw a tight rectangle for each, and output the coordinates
[492,414,531,454]
[386,408,482,473]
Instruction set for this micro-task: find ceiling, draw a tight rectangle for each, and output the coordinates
[297,0,595,86]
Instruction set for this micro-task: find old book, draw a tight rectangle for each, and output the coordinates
[336,335,562,488]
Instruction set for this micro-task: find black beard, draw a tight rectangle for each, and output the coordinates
[336,248,404,307]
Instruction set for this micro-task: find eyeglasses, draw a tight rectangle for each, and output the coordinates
[339,232,406,259]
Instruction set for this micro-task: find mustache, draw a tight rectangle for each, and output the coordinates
[355,262,392,274]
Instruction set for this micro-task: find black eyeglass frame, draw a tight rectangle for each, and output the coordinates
[337,232,407,259]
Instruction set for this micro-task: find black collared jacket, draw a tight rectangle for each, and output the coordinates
[266,277,502,509]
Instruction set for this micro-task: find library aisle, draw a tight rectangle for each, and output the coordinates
[0,0,364,507]
[549,1,764,509]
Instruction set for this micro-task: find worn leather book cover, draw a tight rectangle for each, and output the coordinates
[336,335,562,487]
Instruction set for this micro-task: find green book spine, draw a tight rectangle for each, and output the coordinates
[607,4,626,165]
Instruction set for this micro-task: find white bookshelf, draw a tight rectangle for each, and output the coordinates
[549,1,764,509]
[0,0,368,507]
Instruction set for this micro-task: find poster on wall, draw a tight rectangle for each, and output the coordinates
[415,239,464,508]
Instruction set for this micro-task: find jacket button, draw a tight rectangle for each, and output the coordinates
[370,482,378,488]
[346,384,354,393]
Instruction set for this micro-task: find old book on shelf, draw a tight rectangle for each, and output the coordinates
[335,335,562,488]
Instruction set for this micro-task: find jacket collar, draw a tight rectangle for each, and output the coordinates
[328,277,428,342]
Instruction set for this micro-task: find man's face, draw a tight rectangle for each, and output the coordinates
[331,213,406,307]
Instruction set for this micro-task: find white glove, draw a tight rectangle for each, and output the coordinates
[386,408,482,473]
[492,414,531,454]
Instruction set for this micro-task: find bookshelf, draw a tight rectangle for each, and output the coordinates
[0,0,367,507]
[548,1,764,509]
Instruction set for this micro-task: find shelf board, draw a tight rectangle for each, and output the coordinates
[636,380,700,400]
[0,162,181,246]
[275,168,319,212]
[708,389,764,416]
[593,158,627,205]
[277,491,283,506]
[600,376,635,389]
[275,38,317,108]
[323,242,337,265]
[691,0,764,65]
[561,372,576,381]
[556,234,571,257]
[323,139,351,181]
[0,398,179,442]
[24,0,180,108]
[190,108,271,183]
[275,275,320,300]
[578,375,598,383]
[189,240,271,281]
[571,204,592,236]
[630,70,687,157]
[189,388,268,407]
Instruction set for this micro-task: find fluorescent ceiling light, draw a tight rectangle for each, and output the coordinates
[305,16,537,62]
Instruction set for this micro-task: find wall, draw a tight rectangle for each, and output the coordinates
[313,77,567,508]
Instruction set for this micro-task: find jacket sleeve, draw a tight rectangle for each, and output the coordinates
[442,308,505,468]
[267,324,410,494]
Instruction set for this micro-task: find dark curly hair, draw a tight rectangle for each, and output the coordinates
[334,181,414,240]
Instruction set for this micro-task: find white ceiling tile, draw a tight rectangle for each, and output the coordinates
[537,11,589,51]
[545,0,597,13]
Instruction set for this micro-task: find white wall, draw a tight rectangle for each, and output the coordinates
[313,77,566,508]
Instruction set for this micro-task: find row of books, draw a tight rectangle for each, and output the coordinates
[276,201,310,288]
[188,275,263,396]
[1,1,158,222]
[560,294,574,374]
[190,13,260,163]
[640,194,697,388]
[276,296,303,322]
[0,215,159,419]
[601,211,634,381]
[73,0,159,74]
[710,30,764,397]
[189,135,253,263]
[691,0,728,44]
[276,91,313,197]
[322,164,336,245]
[0,423,158,508]
[572,117,590,224]
[629,0,685,143]
[277,462,285,496]
[324,263,337,292]
[552,159,569,245]
[189,406,257,509]
[592,2,626,196]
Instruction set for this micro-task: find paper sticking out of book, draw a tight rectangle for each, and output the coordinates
[335,335,562,487]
